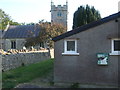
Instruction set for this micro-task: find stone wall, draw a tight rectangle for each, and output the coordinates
[2,52,50,71]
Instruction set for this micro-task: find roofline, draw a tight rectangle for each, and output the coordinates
[3,24,40,39]
[3,37,27,39]
[52,12,120,42]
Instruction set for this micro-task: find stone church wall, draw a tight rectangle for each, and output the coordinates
[4,39,25,50]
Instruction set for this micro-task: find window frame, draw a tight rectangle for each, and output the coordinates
[110,38,120,55]
[40,42,44,48]
[62,39,79,55]
[57,12,62,17]
[11,40,16,49]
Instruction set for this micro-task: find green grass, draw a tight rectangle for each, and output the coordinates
[2,59,54,89]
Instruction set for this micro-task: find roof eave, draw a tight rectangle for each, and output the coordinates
[52,12,120,42]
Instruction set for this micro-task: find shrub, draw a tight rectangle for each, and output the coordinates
[70,83,79,88]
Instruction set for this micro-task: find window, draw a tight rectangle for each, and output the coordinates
[110,38,120,55]
[67,41,75,51]
[62,39,79,55]
[57,12,62,17]
[11,40,16,49]
[114,40,120,51]
[40,42,44,48]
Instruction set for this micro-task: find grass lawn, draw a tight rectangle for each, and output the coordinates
[2,59,54,89]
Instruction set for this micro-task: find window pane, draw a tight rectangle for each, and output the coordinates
[40,42,44,48]
[57,12,62,17]
[59,12,62,17]
[11,41,16,49]
[114,40,120,51]
[67,41,75,51]
[11,41,13,49]
[14,41,16,49]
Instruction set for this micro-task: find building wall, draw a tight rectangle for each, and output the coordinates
[0,30,3,49]
[0,38,4,49]
[54,19,119,86]
[4,38,48,51]
[0,39,5,50]
[0,30,6,49]
[4,39,25,50]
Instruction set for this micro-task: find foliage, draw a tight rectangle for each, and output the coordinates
[73,4,101,29]
[24,37,39,47]
[38,22,66,48]
[0,9,20,30]
[49,81,54,86]
[2,59,54,89]
[26,22,35,25]
[70,83,79,88]
[25,21,66,48]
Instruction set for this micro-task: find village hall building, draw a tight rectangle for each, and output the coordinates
[53,12,120,86]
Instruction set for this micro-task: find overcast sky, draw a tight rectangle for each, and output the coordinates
[0,0,119,30]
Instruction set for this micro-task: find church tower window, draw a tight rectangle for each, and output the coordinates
[57,12,62,17]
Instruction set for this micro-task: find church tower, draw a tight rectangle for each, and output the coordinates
[50,0,68,29]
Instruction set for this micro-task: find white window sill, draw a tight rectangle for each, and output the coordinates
[109,52,120,55]
[62,53,79,56]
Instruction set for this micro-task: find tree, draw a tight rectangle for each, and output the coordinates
[73,5,101,29]
[0,9,20,30]
[25,21,66,48]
